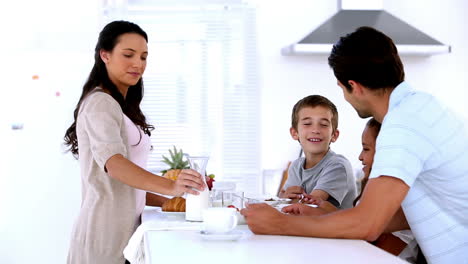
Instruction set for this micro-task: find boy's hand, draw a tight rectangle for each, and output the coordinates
[280,186,305,199]
[301,194,324,205]
[301,195,339,213]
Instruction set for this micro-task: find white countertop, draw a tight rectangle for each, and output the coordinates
[141,207,408,264]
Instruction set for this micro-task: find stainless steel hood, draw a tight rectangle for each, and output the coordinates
[281,1,451,56]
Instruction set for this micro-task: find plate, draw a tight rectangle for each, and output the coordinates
[160,211,186,219]
[275,203,318,212]
[247,196,292,206]
[263,198,292,206]
[199,230,243,241]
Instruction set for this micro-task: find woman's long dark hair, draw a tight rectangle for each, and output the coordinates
[64,20,154,158]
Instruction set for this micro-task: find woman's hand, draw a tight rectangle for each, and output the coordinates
[171,169,205,196]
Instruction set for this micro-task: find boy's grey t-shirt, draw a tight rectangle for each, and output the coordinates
[284,150,357,209]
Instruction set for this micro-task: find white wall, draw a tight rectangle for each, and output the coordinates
[254,0,468,173]
[0,0,466,263]
[0,1,99,263]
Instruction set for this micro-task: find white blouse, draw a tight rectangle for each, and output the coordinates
[123,114,150,224]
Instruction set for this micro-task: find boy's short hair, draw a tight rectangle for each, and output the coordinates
[328,26,405,92]
[291,95,339,132]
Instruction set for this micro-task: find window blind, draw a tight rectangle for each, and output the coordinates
[103,0,261,194]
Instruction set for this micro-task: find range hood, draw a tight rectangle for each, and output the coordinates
[282,0,451,56]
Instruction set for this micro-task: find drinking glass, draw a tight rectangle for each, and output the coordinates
[222,191,244,210]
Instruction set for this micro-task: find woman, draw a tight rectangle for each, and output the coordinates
[64,20,204,264]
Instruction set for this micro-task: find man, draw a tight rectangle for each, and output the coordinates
[241,27,468,264]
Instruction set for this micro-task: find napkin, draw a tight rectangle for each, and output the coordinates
[124,220,202,264]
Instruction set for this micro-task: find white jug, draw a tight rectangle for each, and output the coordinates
[185,155,210,221]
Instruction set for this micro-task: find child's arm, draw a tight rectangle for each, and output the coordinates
[308,189,330,201]
[280,185,304,199]
[302,195,339,213]
[312,161,353,208]
[279,159,305,200]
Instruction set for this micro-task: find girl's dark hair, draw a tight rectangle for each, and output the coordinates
[64,20,154,158]
[328,26,405,92]
[353,118,381,206]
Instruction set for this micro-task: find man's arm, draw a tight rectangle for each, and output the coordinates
[286,183,408,233]
[289,176,408,240]
[282,201,338,216]
[242,175,409,241]
[384,206,409,233]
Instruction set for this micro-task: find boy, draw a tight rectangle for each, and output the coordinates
[280,95,357,209]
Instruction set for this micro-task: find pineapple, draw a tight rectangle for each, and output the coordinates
[161,146,190,180]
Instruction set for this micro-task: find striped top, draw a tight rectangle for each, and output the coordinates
[370,82,468,264]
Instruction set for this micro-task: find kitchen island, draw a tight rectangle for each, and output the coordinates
[138,207,408,264]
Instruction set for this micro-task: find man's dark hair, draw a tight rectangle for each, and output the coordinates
[291,95,339,132]
[328,26,405,92]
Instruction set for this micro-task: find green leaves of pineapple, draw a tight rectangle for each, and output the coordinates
[161,145,190,170]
